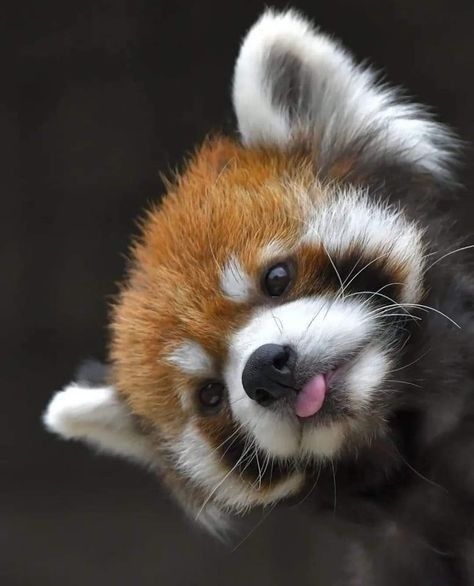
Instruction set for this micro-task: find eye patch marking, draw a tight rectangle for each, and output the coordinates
[168,341,213,377]
[319,252,402,302]
[301,191,425,303]
[220,256,253,302]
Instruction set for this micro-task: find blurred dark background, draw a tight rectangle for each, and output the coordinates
[2,1,473,584]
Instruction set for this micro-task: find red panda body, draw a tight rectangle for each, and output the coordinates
[44,9,474,582]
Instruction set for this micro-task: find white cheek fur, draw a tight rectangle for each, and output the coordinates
[345,345,391,408]
[300,422,346,460]
[172,423,304,513]
[228,399,300,458]
[225,297,380,460]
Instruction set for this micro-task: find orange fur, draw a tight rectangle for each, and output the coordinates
[110,135,410,444]
[110,136,320,433]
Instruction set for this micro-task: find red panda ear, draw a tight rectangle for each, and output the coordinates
[43,380,232,537]
[43,381,154,465]
[233,9,457,180]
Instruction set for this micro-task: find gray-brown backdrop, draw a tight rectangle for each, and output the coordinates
[2,1,474,584]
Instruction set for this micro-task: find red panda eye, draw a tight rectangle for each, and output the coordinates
[263,262,292,297]
[199,381,224,411]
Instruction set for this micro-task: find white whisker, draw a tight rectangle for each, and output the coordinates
[340,252,391,295]
[330,461,337,514]
[425,244,474,271]
[398,303,461,329]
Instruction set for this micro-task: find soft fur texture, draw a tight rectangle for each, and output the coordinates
[44,9,474,583]
[233,9,457,178]
[43,361,156,465]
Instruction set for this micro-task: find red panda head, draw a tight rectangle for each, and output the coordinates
[44,10,456,534]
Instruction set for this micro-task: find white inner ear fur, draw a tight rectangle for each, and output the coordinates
[233,9,456,178]
[43,383,155,465]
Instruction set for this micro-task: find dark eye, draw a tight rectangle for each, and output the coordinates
[263,262,292,297]
[199,381,225,411]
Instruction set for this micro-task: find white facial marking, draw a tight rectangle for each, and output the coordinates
[173,424,304,513]
[233,9,456,179]
[168,340,213,377]
[345,346,391,407]
[301,422,346,460]
[220,255,253,302]
[302,189,425,303]
[225,297,377,460]
[229,402,299,458]
[43,384,154,465]
[259,240,290,263]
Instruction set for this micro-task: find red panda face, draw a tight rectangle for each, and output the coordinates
[109,136,427,521]
[44,9,456,534]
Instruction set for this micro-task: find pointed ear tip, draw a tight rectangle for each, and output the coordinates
[41,383,156,466]
[42,388,74,438]
[254,7,310,26]
[233,8,322,148]
[241,8,313,46]
[42,382,104,438]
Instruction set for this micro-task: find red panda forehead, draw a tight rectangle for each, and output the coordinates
[136,137,318,269]
[128,137,321,352]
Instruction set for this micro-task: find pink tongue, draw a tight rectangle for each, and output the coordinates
[295,374,327,418]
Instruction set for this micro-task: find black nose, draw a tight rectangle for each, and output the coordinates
[242,344,296,406]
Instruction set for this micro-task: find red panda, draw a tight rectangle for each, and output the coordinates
[43,10,474,575]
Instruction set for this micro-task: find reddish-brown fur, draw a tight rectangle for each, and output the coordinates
[108,136,336,501]
[110,137,320,432]
[110,135,408,445]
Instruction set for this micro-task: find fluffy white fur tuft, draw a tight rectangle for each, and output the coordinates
[301,422,346,460]
[220,255,254,302]
[43,383,155,465]
[173,424,304,514]
[233,9,456,177]
[168,340,214,377]
[302,188,426,304]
